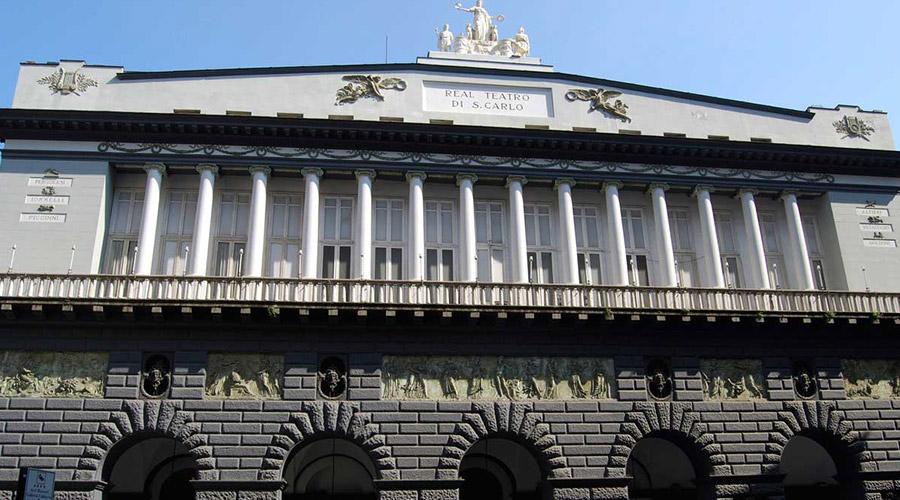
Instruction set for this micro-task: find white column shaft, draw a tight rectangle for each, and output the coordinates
[408,174,426,280]
[651,186,677,287]
[557,182,579,284]
[604,184,628,286]
[356,172,374,279]
[301,170,321,279]
[739,191,770,289]
[244,168,269,278]
[696,189,725,288]
[458,176,478,282]
[508,179,528,283]
[783,193,815,290]
[135,166,164,276]
[189,167,217,276]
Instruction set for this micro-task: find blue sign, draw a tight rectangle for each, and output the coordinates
[17,468,55,500]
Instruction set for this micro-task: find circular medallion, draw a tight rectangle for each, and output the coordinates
[141,354,171,398]
[646,359,673,400]
[792,361,818,399]
[318,357,347,399]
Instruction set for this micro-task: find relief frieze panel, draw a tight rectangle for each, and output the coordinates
[382,356,616,401]
[700,359,766,400]
[0,351,107,398]
[843,359,900,399]
[206,353,283,400]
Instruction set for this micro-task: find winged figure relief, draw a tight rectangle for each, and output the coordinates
[37,67,99,96]
[565,88,631,123]
[335,75,408,105]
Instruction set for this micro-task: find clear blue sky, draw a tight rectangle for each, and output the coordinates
[0,0,897,148]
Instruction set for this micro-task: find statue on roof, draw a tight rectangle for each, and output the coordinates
[454,0,501,43]
[436,24,454,52]
[437,0,530,58]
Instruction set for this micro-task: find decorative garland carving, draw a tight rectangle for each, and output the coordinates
[437,401,568,480]
[565,88,631,122]
[37,67,98,96]
[335,75,407,105]
[96,142,836,184]
[74,400,210,481]
[770,401,870,473]
[609,402,723,477]
[260,401,395,480]
[834,116,875,141]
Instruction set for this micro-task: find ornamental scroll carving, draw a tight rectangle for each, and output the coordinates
[700,359,766,400]
[382,356,615,400]
[206,353,283,400]
[842,359,900,399]
[335,75,407,105]
[0,351,107,398]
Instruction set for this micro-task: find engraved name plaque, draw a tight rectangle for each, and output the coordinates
[864,239,897,248]
[24,195,69,205]
[423,81,553,118]
[27,178,73,188]
[20,213,66,223]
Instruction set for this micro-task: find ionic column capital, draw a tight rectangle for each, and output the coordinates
[505,175,527,188]
[602,181,623,191]
[691,185,715,198]
[647,183,670,194]
[779,190,799,202]
[301,167,324,178]
[355,169,377,180]
[196,164,219,176]
[248,166,271,177]
[553,178,576,191]
[736,188,759,199]
[456,173,478,186]
[143,163,166,176]
[406,171,427,182]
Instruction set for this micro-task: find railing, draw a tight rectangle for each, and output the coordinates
[0,274,898,315]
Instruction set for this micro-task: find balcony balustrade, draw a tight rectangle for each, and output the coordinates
[0,274,897,316]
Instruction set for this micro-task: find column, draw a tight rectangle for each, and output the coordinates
[355,170,375,279]
[188,164,218,277]
[692,186,725,288]
[407,172,427,280]
[507,176,528,283]
[782,191,815,290]
[603,182,628,286]
[649,184,677,287]
[300,168,323,279]
[738,189,771,289]
[555,179,579,284]
[457,174,478,282]
[244,166,270,278]
[134,163,165,276]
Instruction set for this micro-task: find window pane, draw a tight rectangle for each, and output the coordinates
[272,204,286,239]
[390,248,403,280]
[812,259,826,290]
[803,220,820,255]
[130,199,144,235]
[322,245,335,278]
[577,252,587,284]
[540,252,553,283]
[375,247,387,280]
[162,241,178,276]
[723,256,740,288]
[268,244,283,278]
[525,214,536,246]
[527,252,536,282]
[538,214,551,246]
[477,249,490,282]
[490,210,503,243]
[375,205,388,241]
[586,216,600,248]
[108,240,124,274]
[390,205,403,242]
[442,249,453,281]
[426,208,438,243]
[232,243,246,276]
[441,209,452,244]
[339,205,352,240]
[476,210,488,243]
[218,197,233,235]
[339,246,351,279]
[166,197,183,235]
[426,249,438,280]
[589,254,602,284]
[288,203,302,239]
[323,206,336,240]
[631,215,645,249]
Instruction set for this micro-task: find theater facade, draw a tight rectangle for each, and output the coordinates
[2,3,900,499]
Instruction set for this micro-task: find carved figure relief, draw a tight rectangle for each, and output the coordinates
[37,67,98,96]
[566,88,632,122]
[833,115,875,141]
[0,351,106,397]
[700,360,766,400]
[335,75,407,105]
[792,361,818,399]
[646,359,673,400]
[318,356,348,399]
[843,359,900,399]
[206,353,283,400]
[382,356,615,400]
[141,354,171,398]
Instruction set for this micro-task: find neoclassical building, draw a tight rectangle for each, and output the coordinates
[1,4,900,500]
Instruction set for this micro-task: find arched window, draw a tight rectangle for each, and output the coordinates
[283,438,377,500]
[459,437,543,500]
[102,434,198,500]
[627,436,699,500]
[781,435,842,500]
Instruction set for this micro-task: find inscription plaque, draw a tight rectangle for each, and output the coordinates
[423,81,553,118]
[19,213,66,223]
[27,178,72,188]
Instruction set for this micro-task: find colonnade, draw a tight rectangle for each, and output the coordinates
[130,164,817,290]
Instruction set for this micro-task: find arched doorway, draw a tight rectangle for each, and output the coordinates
[627,436,699,500]
[459,437,543,500]
[282,438,377,500]
[781,434,843,500]
[102,434,197,500]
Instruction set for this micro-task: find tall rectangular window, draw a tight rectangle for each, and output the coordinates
[574,206,602,285]
[105,190,144,274]
[320,197,353,279]
[760,213,786,289]
[267,195,302,278]
[160,191,198,276]
[715,212,742,288]
[668,209,697,287]
[525,204,554,284]
[802,215,826,290]
[425,201,455,281]
[475,202,505,283]
[622,208,648,286]
[213,192,249,277]
[374,199,404,280]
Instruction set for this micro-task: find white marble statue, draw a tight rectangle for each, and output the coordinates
[514,26,530,57]
[437,0,532,58]
[437,24,454,51]
[455,0,498,43]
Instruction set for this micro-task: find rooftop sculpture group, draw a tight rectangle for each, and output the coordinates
[436,0,530,58]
